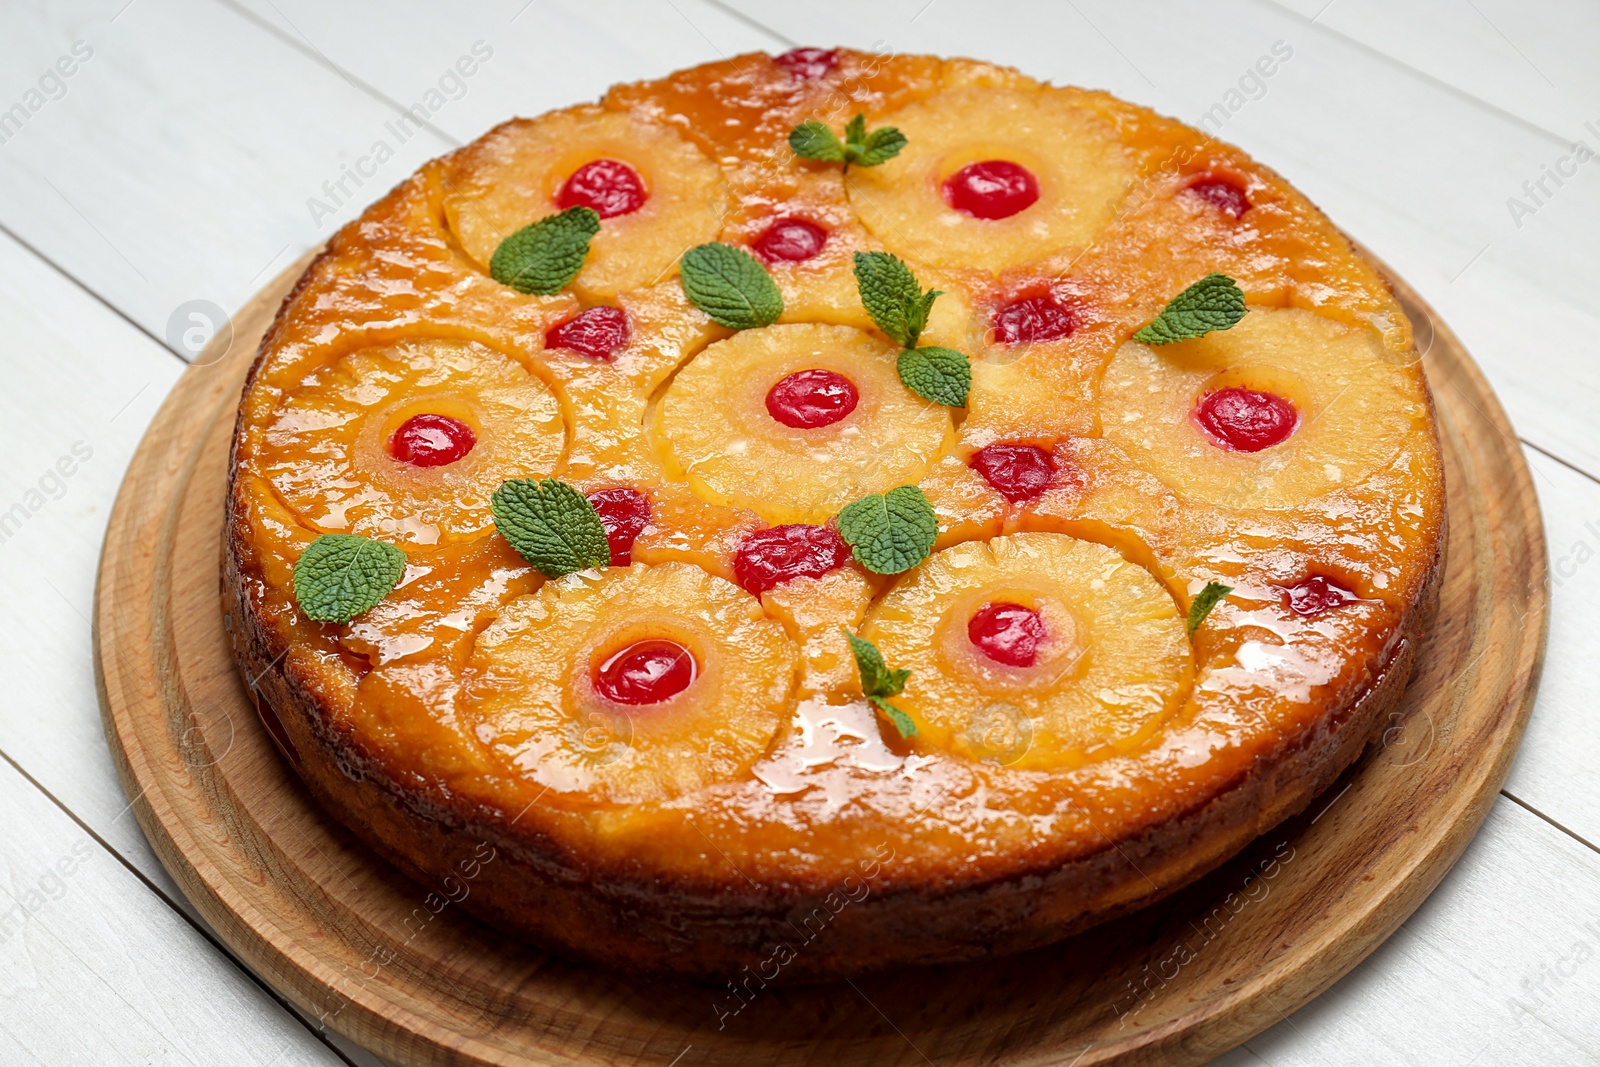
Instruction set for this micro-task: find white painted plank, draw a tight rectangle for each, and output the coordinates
[0,0,454,349]
[0,757,343,1066]
[1215,800,1600,1065]
[1263,0,1600,141]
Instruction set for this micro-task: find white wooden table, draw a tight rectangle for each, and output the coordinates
[1,1,1596,1063]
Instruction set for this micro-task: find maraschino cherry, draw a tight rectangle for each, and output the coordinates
[734,524,852,594]
[968,602,1045,667]
[943,160,1039,219]
[753,217,828,264]
[388,414,475,467]
[1187,175,1251,218]
[586,487,651,566]
[558,159,647,218]
[969,444,1054,501]
[772,47,839,80]
[1194,388,1298,452]
[992,293,1076,345]
[766,369,858,429]
[547,306,630,360]
[594,640,696,704]
[1282,575,1358,617]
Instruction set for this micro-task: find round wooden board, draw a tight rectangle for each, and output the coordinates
[97,251,1546,1067]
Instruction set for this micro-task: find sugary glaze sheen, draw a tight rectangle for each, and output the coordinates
[226,49,1444,980]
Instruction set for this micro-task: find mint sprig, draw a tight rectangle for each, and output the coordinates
[853,251,970,407]
[843,630,916,737]
[1134,273,1246,345]
[488,206,601,295]
[678,242,784,330]
[491,478,611,579]
[1187,581,1233,636]
[293,534,407,624]
[837,485,937,575]
[789,113,906,172]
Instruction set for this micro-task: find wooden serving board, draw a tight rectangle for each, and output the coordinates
[96,253,1546,1067]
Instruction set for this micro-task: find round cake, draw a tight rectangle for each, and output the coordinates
[225,47,1444,980]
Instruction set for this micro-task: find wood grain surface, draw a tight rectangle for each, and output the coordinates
[95,253,1547,1067]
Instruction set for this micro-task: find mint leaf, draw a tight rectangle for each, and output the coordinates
[488,206,601,295]
[897,345,970,407]
[853,251,940,348]
[844,630,916,737]
[491,478,611,578]
[1187,581,1233,635]
[789,113,906,171]
[679,242,784,330]
[788,121,845,163]
[293,534,406,624]
[837,485,937,575]
[1134,273,1246,345]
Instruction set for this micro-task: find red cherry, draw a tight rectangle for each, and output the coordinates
[766,369,859,429]
[557,159,647,218]
[942,160,1040,220]
[968,602,1045,668]
[969,444,1054,502]
[1194,388,1298,452]
[594,639,696,705]
[1187,175,1251,218]
[546,306,630,360]
[388,413,476,467]
[1282,575,1358,617]
[734,524,851,594]
[753,217,828,264]
[772,47,839,80]
[585,487,651,566]
[992,294,1076,345]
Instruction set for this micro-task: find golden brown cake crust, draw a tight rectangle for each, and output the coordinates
[224,48,1446,979]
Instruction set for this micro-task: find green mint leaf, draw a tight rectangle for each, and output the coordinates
[1134,273,1246,345]
[842,113,868,155]
[788,121,846,163]
[844,630,917,737]
[678,242,784,330]
[851,126,907,167]
[1187,581,1233,636]
[853,251,939,348]
[897,345,970,407]
[491,478,611,579]
[488,206,601,295]
[837,485,937,575]
[293,533,407,624]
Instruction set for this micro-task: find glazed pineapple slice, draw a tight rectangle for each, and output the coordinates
[653,323,953,525]
[463,562,798,804]
[442,106,729,300]
[860,532,1190,769]
[847,87,1137,274]
[1099,307,1429,510]
[258,339,563,548]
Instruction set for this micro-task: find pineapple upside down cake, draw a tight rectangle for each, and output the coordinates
[226,47,1444,980]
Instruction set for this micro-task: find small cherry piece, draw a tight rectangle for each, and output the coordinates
[1283,575,1358,617]
[557,159,647,218]
[969,444,1054,502]
[943,160,1040,220]
[388,414,476,467]
[968,602,1045,668]
[1194,388,1298,452]
[992,294,1076,345]
[753,217,828,264]
[1187,175,1251,218]
[595,639,696,705]
[547,306,630,360]
[585,487,651,566]
[766,368,859,429]
[772,47,839,79]
[734,524,852,594]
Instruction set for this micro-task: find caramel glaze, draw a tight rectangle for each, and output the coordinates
[226,49,1445,978]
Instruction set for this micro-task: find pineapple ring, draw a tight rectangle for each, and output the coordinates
[653,323,954,525]
[861,532,1191,770]
[259,338,564,548]
[463,561,798,804]
[847,87,1137,274]
[1099,307,1431,510]
[442,107,730,300]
